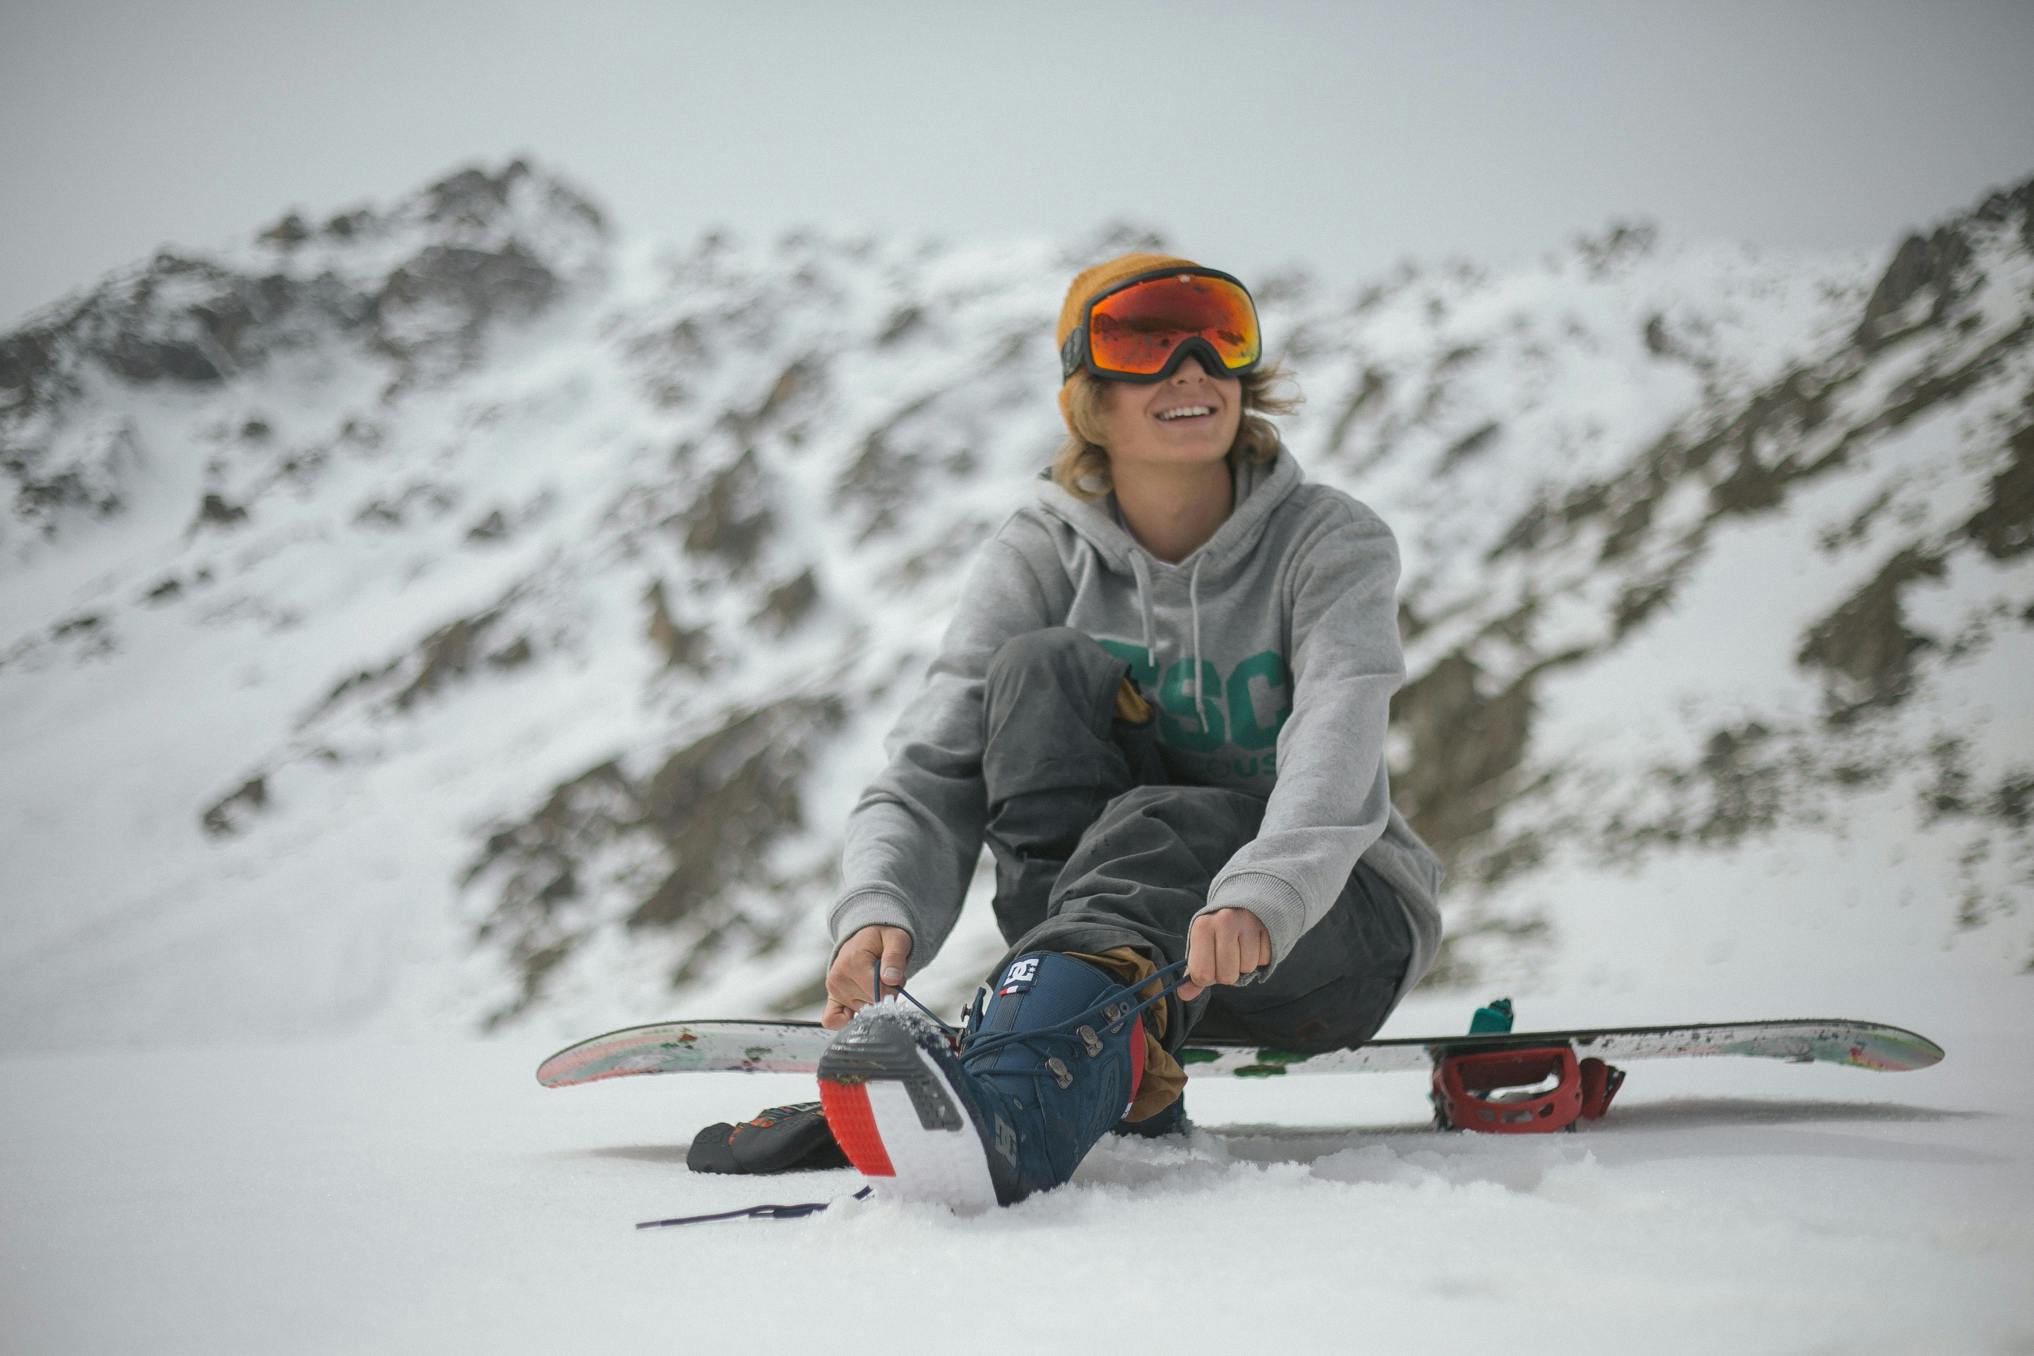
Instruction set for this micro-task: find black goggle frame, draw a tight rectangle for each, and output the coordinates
[1058,266,1263,385]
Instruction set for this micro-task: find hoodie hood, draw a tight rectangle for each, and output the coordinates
[1033,449,1305,729]
[1033,448,1303,580]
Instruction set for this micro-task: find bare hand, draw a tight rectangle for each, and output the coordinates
[820,925,913,1030]
[1176,908,1270,1002]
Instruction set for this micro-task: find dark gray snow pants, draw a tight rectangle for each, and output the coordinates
[981,627,1413,1054]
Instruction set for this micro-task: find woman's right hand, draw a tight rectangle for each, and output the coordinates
[820,925,914,1030]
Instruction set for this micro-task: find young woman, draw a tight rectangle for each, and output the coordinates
[813,253,1443,1209]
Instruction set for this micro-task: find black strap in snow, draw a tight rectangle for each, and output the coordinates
[636,1187,873,1229]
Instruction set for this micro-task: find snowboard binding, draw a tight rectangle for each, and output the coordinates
[1430,998,1626,1134]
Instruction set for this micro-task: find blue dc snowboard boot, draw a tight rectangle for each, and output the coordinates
[817,952,1150,1208]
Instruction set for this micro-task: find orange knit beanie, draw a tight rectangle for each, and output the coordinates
[1055,250,1202,434]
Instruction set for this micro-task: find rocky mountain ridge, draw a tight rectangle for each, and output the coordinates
[1,161,2027,1048]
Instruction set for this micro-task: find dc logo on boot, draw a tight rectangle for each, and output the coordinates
[993,1115,1019,1167]
[999,958,1041,995]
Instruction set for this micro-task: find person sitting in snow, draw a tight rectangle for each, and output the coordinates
[812,252,1444,1208]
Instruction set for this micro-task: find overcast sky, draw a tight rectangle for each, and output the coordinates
[3,0,2031,326]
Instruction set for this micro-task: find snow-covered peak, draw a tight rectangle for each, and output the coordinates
[1,164,2029,1053]
[1,160,609,549]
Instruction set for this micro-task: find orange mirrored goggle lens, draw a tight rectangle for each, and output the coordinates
[1085,272,1261,377]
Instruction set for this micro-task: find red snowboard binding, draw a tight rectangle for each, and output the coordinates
[1430,999,1625,1134]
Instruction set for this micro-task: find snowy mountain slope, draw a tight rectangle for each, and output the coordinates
[1,162,2029,1053]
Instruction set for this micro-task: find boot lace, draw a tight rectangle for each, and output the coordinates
[879,957,1189,1074]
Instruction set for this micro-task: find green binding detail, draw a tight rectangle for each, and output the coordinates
[1470,998,1515,1034]
[1252,1048,1311,1065]
[1234,1064,1288,1078]
[1177,1047,1222,1065]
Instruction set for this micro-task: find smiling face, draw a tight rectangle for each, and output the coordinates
[1093,355,1245,477]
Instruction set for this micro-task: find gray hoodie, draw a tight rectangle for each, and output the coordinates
[830,445,1442,992]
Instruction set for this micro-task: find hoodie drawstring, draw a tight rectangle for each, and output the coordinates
[1128,550,1212,737]
[1187,554,1208,733]
[1129,552,1159,684]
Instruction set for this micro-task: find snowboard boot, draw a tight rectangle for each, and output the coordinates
[816,952,1150,1208]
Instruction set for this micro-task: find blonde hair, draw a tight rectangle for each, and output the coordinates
[1048,360,1303,500]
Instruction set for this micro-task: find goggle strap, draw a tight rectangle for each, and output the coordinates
[1060,326,1087,383]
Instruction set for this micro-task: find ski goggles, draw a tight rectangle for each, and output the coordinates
[1058,266,1262,384]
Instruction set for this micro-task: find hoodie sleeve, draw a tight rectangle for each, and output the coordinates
[1203,505,1407,969]
[828,531,1056,972]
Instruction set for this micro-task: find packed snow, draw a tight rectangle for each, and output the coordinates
[2,966,2027,1353]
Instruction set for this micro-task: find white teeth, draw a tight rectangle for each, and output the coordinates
[1157,406,1212,421]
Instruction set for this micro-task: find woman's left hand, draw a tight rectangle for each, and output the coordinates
[1177,907,1271,1001]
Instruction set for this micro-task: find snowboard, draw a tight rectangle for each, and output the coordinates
[537,1015,1944,1088]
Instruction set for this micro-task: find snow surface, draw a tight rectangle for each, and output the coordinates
[3,972,2028,1355]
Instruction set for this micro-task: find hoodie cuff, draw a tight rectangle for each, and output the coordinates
[1204,870,1309,970]
[828,887,923,971]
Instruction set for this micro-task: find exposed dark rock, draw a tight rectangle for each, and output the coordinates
[393,610,506,710]
[755,570,820,633]
[1642,313,1672,356]
[1709,444,1789,514]
[644,579,710,672]
[1611,574,1678,638]
[9,418,144,528]
[1440,420,1501,469]
[1963,423,2034,558]
[1797,548,1946,717]
[466,509,509,541]
[352,481,457,530]
[372,242,560,376]
[0,327,63,416]
[728,355,825,437]
[1921,736,1976,822]
[877,305,923,346]
[201,775,269,837]
[834,396,939,540]
[260,213,311,247]
[316,660,399,714]
[141,576,183,605]
[1323,366,1389,459]
[1390,653,1537,865]
[835,431,920,540]
[1434,342,1482,374]
[622,318,706,408]
[465,694,847,1021]
[1856,225,1974,351]
[628,696,846,928]
[421,158,606,235]
[486,636,534,670]
[194,492,248,529]
[324,209,372,239]
[1689,722,1786,845]
[677,448,775,571]
[1821,487,1897,553]
[1575,221,1657,277]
